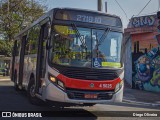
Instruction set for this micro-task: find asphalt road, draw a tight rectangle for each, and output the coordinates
[0,80,160,120]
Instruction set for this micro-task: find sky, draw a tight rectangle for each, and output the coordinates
[43,0,159,28]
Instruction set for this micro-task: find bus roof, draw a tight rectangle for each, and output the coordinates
[55,7,121,18]
[15,8,122,38]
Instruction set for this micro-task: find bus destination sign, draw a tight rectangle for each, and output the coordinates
[76,15,102,24]
[55,10,122,27]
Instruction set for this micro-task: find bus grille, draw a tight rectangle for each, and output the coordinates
[52,64,122,80]
[63,69,118,80]
[66,88,114,100]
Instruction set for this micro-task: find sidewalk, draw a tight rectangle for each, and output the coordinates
[123,82,160,107]
[0,76,10,81]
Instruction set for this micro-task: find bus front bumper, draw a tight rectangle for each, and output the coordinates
[45,83,123,104]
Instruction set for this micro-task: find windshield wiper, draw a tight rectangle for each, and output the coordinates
[71,23,87,49]
[94,28,110,58]
[98,28,111,46]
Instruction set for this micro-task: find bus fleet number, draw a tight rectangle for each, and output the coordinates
[99,84,112,88]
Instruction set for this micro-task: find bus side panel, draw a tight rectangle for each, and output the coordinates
[10,51,15,81]
[17,35,27,88]
[23,54,37,90]
[11,40,21,82]
[22,55,28,87]
[15,56,20,76]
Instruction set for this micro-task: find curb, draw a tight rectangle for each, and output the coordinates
[123,99,160,107]
[0,79,10,82]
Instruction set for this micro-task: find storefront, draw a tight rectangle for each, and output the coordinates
[124,14,160,92]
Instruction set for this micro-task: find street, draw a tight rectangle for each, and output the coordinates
[0,0,160,119]
[0,80,159,120]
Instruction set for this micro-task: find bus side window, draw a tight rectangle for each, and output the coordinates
[13,41,17,57]
[13,40,20,56]
[28,25,40,54]
[27,29,33,55]
[25,38,29,55]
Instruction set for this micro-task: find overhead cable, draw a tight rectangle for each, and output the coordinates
[114,0,129,20]
[137,0,152,16]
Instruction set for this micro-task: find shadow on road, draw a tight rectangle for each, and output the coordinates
[0,81,160,119]
[0,82,97,119]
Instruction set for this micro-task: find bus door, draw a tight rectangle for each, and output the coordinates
[11,40,17,81]
[18,35,27,88]
[35,21,50,95]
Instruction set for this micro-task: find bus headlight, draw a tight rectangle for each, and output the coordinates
[114,80,123,93]
[48,73,65,91]
[49,75,57,83]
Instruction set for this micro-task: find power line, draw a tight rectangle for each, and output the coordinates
[114,0,128,20]
[137,0,151,16]
[133,11,157,17]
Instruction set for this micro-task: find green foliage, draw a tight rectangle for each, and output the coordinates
[0,0,47,41]
[0,40,13,56]
[0,0,46,56]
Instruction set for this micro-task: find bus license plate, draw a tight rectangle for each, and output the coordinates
[84,94,97,99]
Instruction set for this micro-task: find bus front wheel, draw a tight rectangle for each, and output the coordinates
[83,103,96,107]
[27,78,44,106]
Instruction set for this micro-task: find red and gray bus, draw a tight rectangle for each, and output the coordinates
[11,8,124,106]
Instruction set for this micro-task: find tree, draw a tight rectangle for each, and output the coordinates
[0,40,13,56]
[0,0,47,42]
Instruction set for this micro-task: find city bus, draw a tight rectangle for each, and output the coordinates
[11,8,124,106]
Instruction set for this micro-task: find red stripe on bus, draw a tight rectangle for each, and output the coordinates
[57,74,121,90]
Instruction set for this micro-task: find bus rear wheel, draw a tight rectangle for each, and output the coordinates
[27,79,44,106]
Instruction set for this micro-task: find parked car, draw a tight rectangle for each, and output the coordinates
[0,68,7,76]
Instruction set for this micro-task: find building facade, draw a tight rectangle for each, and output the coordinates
[124,14,160,92]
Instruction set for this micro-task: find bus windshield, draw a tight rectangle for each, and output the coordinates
[49,25,122,68]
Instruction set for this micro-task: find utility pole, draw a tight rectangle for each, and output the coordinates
[158,0,160,11]
[105,1,107,13]
[98,0,102,11]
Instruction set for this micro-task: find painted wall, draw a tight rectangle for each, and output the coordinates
[131,15,156,27]
[124,37,132,86]
[125,14,160,92]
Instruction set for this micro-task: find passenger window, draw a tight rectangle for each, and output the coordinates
[14,40,21,56]
[27,25,40,54]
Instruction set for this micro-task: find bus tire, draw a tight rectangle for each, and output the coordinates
[27,78,44,106]
[83,103,96,107]
[14,71,19,91]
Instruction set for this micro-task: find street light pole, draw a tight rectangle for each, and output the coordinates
[105,1,107,13]
[158,0,160,11]
[98,0,102,11]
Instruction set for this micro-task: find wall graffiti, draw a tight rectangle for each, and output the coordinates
[130,14,160,92]
[132,45,160,92]
[132,15,156,27]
